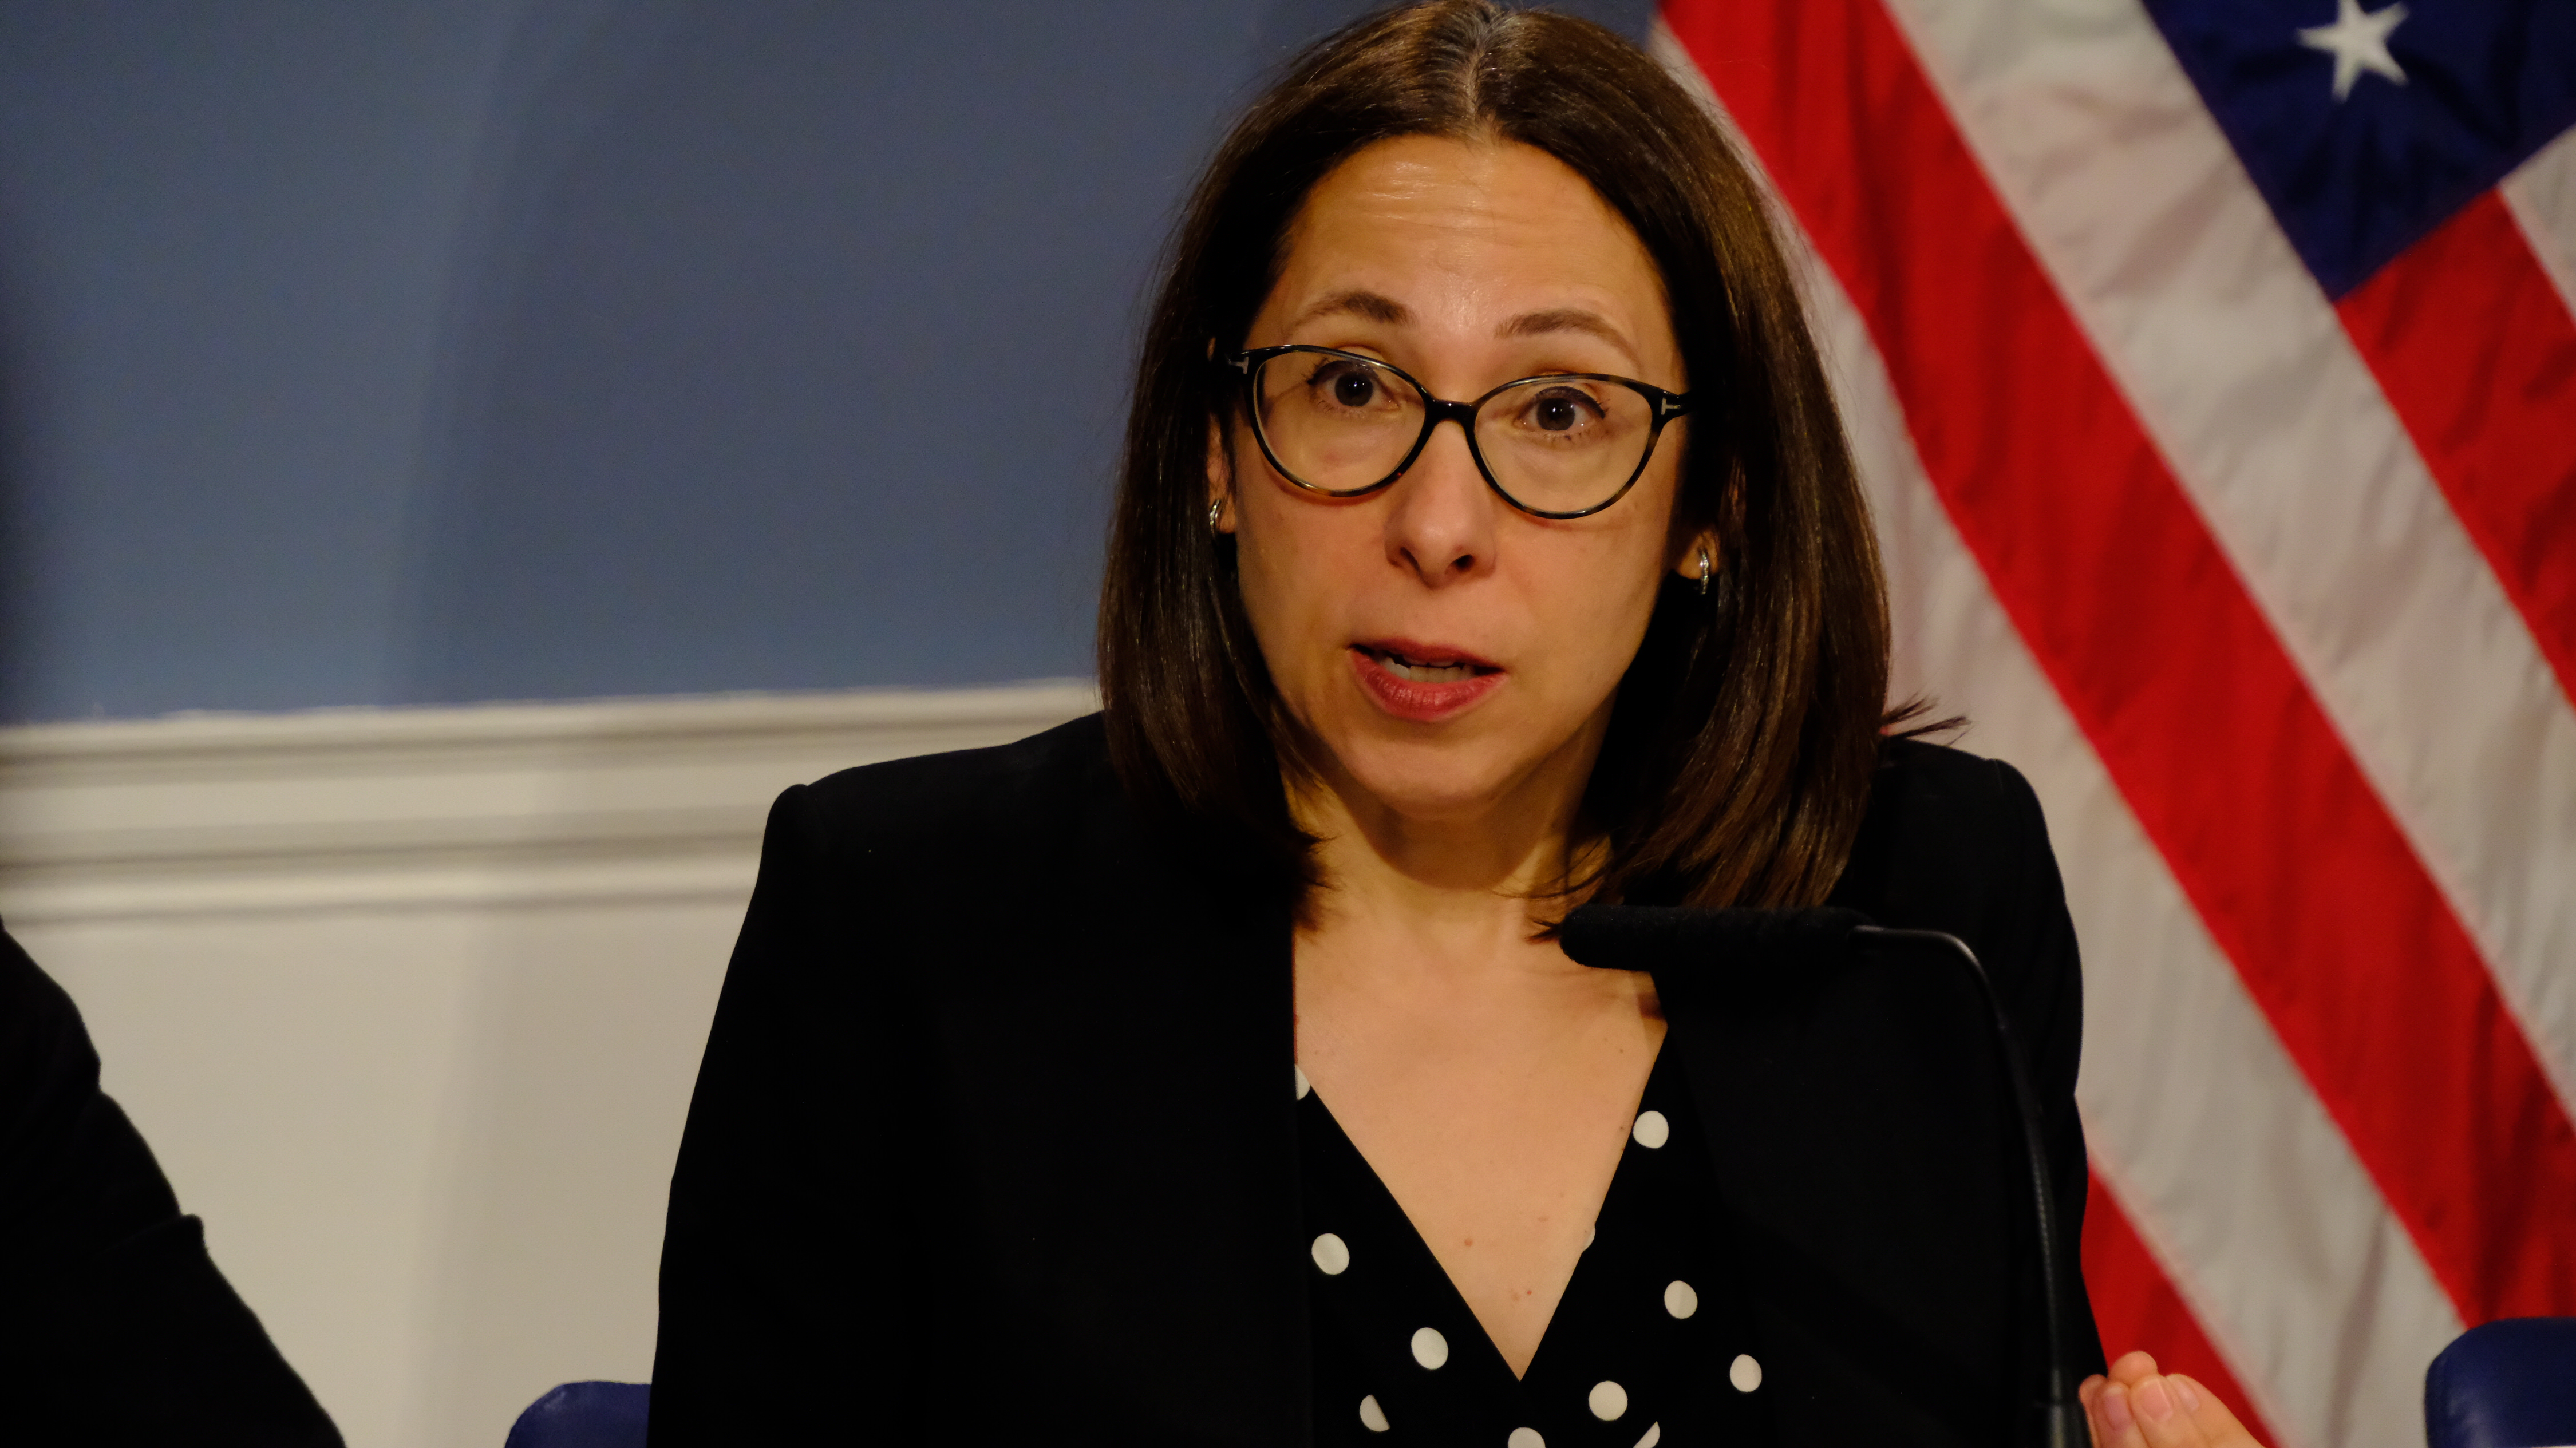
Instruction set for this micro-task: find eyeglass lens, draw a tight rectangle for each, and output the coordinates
[1250,351,1659,514]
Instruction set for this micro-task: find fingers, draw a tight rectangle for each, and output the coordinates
[2089,1354,2175,1448]
[2109,1350,2162,1386]
[2088,1376,2139,1447]
[2090,1380,2170,1448]
[2086,1369,2271,1448]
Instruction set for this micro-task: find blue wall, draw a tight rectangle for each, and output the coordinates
[0,0,1655,721]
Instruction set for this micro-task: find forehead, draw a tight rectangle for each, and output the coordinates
[1267,135,1674,356]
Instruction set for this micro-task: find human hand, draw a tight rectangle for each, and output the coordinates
[2079,1351,2266,1448]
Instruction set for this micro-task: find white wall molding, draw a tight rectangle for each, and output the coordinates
[0,682,1099,925]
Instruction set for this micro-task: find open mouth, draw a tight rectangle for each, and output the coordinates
[1348,641,1504,722]
[1351,643,1501,683]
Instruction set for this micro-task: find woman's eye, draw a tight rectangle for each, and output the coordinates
[1528,389,1605,432]
[1327,369,1378,408]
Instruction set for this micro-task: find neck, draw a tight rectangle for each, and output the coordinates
[1291,715,1609,966]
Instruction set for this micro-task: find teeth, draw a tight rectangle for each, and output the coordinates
[1377,652,1479,683]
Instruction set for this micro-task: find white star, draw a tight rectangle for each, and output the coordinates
[2298,0,2409,102]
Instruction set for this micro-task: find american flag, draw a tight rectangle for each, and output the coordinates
[1650,3,2576,1444]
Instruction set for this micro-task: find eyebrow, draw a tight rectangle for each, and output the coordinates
[1288,289,1413,329]
[1285,291,1640,364]
[1498,306,1635,359]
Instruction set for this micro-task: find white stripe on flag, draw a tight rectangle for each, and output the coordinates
[1878,0,2576,1114]
[2503,124,2576,321]
[1649,27,2467,1446]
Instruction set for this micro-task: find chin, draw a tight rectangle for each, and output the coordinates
[1322,727,1546,824]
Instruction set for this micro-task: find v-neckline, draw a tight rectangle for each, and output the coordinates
[1295,1039,1772,1447]
[1299,1042,1680,1382]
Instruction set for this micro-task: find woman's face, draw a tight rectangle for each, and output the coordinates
[1216,135,1697,829]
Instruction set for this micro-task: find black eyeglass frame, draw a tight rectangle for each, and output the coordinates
[1219,345,1695,520]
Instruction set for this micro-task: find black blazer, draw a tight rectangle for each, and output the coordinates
[0,928,342,1447]
[650,714,2104,1445]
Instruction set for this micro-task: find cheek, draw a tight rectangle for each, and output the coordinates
[1517,533,1667,695]
[1520,464,1682,691]
[1230,482,1360,678]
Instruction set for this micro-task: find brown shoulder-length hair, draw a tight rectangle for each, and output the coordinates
[1098,0,1895,912]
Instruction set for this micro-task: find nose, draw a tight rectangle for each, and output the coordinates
[1383,412,1499,587]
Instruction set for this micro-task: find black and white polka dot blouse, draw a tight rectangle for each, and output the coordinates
[1298,1046,1776,1447]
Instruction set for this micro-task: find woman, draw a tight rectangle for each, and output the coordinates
[650,5,2268,1445]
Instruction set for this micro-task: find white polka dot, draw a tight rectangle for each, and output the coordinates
[1631,1109,1670,1148]
[1311,1233,1350,1275]
[1588,1380,1629,1421]
[1729,1353,1763,1392]
[1295,1065,1310,1100]
[1663,1279,1698,1319]
[1411,1326,1449,1370]
[1507,1430,1545,1448]
[1358,1395,1389,1433]
[1632,1425,1662,1448]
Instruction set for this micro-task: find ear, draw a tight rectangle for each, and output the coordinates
[1670,528,1719,582]
[1206,416,1238,535]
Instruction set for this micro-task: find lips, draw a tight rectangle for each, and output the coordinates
[1349,639,1504,722]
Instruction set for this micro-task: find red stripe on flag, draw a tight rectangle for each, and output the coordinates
[1660,0,2576,1318]
[2080,1174,2279,1447]
[2337,191,2576,706]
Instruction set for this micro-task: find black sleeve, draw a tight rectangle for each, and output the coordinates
[1984,758,2108,1382]
[650,784,931,1445]
[0,928,343,1447]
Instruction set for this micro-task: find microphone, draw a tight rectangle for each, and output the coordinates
[1559,904,2088,1448]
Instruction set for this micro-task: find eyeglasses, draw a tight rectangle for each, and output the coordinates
[1220,345,1693,520]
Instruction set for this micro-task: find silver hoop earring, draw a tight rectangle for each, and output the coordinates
[1697,547,1713,597]
[1208,497,1224,533]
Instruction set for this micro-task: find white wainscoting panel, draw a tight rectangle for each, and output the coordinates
[0,683,1096,1448]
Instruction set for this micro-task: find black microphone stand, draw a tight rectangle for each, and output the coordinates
[1851,925,2089,1448]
